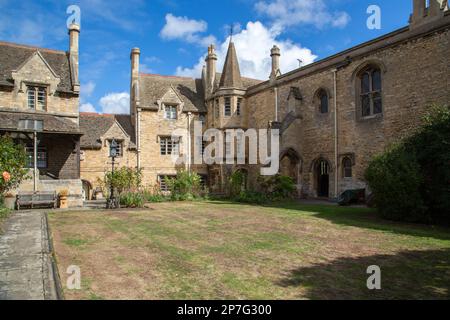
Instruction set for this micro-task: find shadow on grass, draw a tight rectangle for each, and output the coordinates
[261,201,450,241]
[276,248,450,300]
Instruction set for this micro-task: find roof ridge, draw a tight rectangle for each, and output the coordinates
[0,41,66,55]
[140,73,197,80]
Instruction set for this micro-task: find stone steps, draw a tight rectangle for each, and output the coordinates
[83,200,107,209]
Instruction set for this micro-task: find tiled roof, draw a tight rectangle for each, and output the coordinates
[139,74,206,113]
[219,42,243,89]
[0,111,81,134]
[79,113,136,149]
[0,41,74,93]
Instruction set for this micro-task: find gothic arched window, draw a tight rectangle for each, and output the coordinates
[343,157,353,178]
[359,66,382,117]
[318,89,329,114]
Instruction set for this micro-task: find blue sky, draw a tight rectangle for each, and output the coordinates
[0,0,413,114]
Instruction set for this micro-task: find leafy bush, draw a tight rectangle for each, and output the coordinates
[229,170,246,197]
[142,186,167,203]
[119,192,145,208]
[365,104,450,224]
[0,136,29,195]
[104,167,142,196]
[166,170,202,201]
[365,144,427,222]
[259,174,296,201]
[233,191,267,204]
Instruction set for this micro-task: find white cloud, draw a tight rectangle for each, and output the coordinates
[176,21,317,80]
[255,0,350,29]
[81,81,96,100]
[99,92,130,114]
[160,13,216,46]
[80,103,96,113]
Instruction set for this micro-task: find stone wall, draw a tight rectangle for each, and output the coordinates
[246,25,450,198]
[80,121,137,194]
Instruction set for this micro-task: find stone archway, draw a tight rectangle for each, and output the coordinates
[82,180,92,201]
[311,158,331,198]
[279,148,301,183]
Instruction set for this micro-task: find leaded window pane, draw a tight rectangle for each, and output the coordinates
[320,92,328,113]
[361,73,370,93]
[361,95,371,117]
[373,92,382,114]
[372,69,381,92]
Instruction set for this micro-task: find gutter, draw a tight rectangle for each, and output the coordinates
[332,69,338,199]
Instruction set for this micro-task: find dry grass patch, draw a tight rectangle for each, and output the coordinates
[48,201,450,300]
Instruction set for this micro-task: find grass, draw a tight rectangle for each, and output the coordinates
[48,201,450,300]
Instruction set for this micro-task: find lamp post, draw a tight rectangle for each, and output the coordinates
[107,138,118,209]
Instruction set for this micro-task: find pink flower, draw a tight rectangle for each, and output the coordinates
[2,171,11,183]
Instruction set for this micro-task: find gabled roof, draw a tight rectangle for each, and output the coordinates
[139,74,206,113]
[0,41,74,93]
[79,113,136,150]
[219,42,243,89]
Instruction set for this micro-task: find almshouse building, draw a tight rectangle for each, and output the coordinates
[0,24,83,206]
[80,0,450,201]
[1,1,448,206]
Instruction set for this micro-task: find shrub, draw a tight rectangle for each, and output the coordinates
[229,170,246,197]
[365,104,450,224]
[142,186,167,203]
[166,170,202,201]
[365,144,427,222]
[0,136,29,196]
[104,167,142,196]
[233,191,267,204]
[119,192,145,208]
[259,174,296,201]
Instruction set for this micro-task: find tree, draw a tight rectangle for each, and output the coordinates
[365,104,450,224]
[0,136,29,195]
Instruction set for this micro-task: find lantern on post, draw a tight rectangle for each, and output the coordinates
[107,138,119,209]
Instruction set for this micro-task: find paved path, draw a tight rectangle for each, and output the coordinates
[0,211,59,300]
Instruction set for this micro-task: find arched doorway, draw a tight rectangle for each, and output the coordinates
[316,159,330,198]
[82,180,92,201]
[279,149,301,184]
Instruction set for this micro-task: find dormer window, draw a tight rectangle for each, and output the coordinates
[27,86,47,111]
[164,105,177,120]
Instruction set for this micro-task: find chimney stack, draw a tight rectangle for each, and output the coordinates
[411,0,447,28]
[205,44,217,95]
[130,48,141,119]
[68,23,80,93]
[270,45,281,80]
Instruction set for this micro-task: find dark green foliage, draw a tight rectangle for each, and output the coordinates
[104,167,142,196]
[166,170,203,201]
[0,136,29,195]
[259,174,296,201]
[365,105,450,224]
[119,192,145,208]
[229,170,246,197]
[232,174,296,204]
[365,144,427,222]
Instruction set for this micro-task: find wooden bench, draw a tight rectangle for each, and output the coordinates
[16,192,57,210]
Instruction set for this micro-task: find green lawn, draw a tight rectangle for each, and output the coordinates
[48,201,450,300]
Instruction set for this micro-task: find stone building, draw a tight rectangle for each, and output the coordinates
[0,24,83,206]
[81,0,450,200]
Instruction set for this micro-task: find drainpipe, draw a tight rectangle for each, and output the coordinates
[136,108,141,170]
[332,68,338,198]
[187,112,192,173]
[33,131,37,192]
[274,87,278,122]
